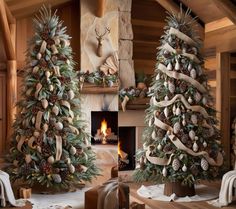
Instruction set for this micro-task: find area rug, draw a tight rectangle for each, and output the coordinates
[137,184,219,202]
[28,187,91,209]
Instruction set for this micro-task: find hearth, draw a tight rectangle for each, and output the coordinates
[118,127,136,171]
[91,111,118,145]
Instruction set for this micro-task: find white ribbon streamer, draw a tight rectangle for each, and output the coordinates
[55,135,62,161]
[160,43,201,63]
[152,94,209,118]
[169,27,197,46]
[150,117,223,167]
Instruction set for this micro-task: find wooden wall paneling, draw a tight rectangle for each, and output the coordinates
[216,52,231,169]
[132,0,165,77]
[0,72,6,155]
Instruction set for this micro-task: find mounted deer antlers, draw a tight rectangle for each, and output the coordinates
[95,27,110,57]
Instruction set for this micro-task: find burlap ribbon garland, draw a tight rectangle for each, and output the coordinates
[160,43,200,64]
[169,27,197,47]
[55,135,62,161]
[69,125,79,134]
[35,111,43,130]
[61,100,74,119]
[152,94,209,118]
[146,148,174,165]
[28,136,37,149]
[17,136,26,152]
[146,116,224,167]
[158,63,207,94]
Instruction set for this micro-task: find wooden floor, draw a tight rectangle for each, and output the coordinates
[128,182,236,209]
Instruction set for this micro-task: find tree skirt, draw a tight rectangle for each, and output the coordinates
[137,184,219,202]
[28,187,90,209]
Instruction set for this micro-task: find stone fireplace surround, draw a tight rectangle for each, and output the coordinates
[118,110,145,181]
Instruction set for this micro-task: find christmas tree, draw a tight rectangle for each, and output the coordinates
[134,9,224,193]
[7,6,99,189]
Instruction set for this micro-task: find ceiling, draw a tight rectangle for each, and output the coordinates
[5,0,72,18]
[3,0,236,29]
[179,0,225,23]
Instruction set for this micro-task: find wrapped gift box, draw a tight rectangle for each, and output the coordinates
[84,185,100,209]
[119,182,129,209]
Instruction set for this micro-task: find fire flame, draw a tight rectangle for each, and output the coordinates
[100,119,107,144]
[118,141,121,156]
[101,119,107,137]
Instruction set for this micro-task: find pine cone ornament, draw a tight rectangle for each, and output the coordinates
[41,143,51,156]
[156,128,165,138]
[190,69,197,79]
[181,134,189,144]
[158,112,166,121]
[194,91,202,103]
[47,38,55,46]
[40,161,52,174]
[76,164,84,173]
[201,158,209,171]
[60,169,69,180]
[20,164,31,175]
[50,95,58,103]
[172,158,180,171]
[179,82,187,93]
[39,58,48,67]
[41,32,49,40]
[173,122,181,134]
[163,143,173,153]
[191,114,198,125]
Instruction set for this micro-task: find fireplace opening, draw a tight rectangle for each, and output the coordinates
[91,111,118,145]
[118,126,136,171]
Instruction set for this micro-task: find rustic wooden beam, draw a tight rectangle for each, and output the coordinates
[205,17,234,33]
[0,0,15,60]
[212,0,236,25]
[155,0,179,14]
[4,1,15,24]
[96,0,106,17]
[155,0,204,39]
[216,52,231,169]
[6,0,71,19]
[0,63,6,70]
[6,60,17,143]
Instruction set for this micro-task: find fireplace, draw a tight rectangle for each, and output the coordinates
[91,111,118,145]
[118,127,136,171]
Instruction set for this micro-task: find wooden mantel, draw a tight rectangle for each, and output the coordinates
[0,0,17,145]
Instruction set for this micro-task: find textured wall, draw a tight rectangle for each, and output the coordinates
[80,0,118,134]
[80,0,118,71]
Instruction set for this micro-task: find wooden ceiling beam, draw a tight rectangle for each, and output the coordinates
[5,0,72,19]
[155,0,204,39]
[0,0,15,60]
[205,17,234,33]
[4,1,15,24]
[96,0,106,18]
[155,0,179,14]
[212,0,236,25]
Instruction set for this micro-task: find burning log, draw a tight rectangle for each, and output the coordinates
[94,118,118,144]
[118,142,129,170]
